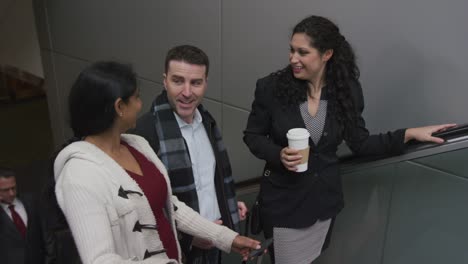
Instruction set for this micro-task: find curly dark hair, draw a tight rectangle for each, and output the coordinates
[274,15,360,128]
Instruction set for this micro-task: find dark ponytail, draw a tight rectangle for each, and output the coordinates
[325,33,360,128]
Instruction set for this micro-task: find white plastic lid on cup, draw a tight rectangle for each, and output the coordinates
[286,128,310,141]
[287,128,310,151]
[287,128,311,151]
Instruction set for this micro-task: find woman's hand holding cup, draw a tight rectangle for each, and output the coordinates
[280,147,303,171]
[283,128,310,172]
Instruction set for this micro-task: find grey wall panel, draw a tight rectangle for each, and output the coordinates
[383,162,468,264]
[46,0,137,64]
[52,53,89,141]
[222,105,264,182]
[410,148,468,180]
[46,0,222,100]
[355,1,468,132]
[37,0,468,182]
[32,0,52,50]
[221,0,379,109]
[222,0,468,130]
[202,98,222,127]
[222,0,309,109]
[316,165,395,264]
[40,50,62,147]
[134,0,222,101]
[137,78,163,115]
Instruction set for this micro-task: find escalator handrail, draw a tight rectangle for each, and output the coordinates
[340,123,468,173]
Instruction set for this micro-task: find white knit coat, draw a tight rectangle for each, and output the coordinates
[54,134,238,264]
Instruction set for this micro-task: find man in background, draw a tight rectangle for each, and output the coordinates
[0,167,44,264]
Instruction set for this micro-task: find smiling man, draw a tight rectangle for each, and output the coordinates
[132,45,247,264]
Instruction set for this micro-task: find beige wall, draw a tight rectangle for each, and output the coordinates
[0,0,43,77]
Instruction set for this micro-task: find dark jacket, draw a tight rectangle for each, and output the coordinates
[243,74,406,231]
[0,193,45,264]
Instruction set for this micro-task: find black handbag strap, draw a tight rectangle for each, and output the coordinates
[241,212,250,264]
[244,212,250,236]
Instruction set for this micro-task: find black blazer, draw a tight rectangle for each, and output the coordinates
[0,193,45,264]
[243,74,406,230]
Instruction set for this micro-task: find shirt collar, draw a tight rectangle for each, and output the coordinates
[174,108,203,128]
[0,197,19,210]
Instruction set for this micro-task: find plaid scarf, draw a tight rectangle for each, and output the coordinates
[151,91,240,232]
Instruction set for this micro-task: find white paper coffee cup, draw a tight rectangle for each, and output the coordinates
[286,128,310,172]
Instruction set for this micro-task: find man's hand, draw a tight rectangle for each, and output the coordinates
[231,235,261,261]
[191,220,223,250]
[237,201,248,221]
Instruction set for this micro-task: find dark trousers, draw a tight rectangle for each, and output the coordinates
[186,247,221,264]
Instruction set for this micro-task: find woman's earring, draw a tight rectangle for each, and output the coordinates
[119,112,123,117]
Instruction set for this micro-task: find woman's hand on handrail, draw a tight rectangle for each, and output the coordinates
[404,123,457,144]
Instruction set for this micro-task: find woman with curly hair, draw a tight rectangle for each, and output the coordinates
[243,15,454,263]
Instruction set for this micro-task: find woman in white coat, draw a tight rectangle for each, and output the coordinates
[54,61,260,264]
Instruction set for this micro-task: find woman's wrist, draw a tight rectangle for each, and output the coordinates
[404,128,415,143]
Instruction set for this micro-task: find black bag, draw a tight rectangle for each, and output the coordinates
[43,144,82,264]
[250,196,262,235]
[43,175,82,264]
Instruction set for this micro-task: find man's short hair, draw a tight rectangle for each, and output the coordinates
[0,167,15,179]
[164,45,210,77]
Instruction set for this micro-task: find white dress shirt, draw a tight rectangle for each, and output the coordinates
[174,109,221,221]
[1,197,28,226]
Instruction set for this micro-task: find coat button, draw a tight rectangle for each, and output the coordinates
[323,132,328,136]
[264,170,271,177]
[314,173,318,177]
